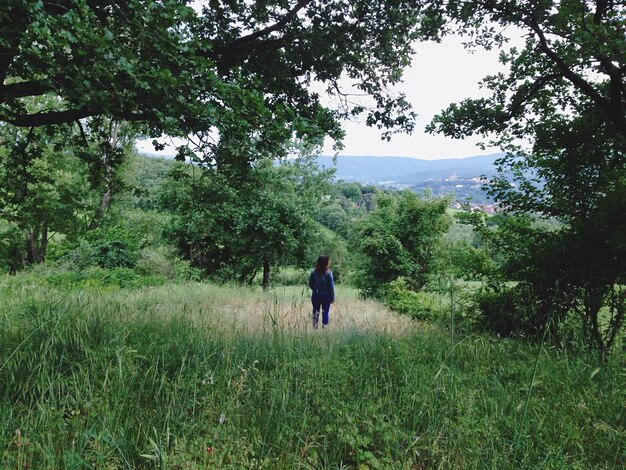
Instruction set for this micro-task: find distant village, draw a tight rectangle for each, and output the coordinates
[380,172,499,213]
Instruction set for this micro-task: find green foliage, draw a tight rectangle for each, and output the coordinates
[316,181,380,242]
[444,241,493,281]
[76,225,139,269]
[427,1,626,357]
[0,121,95,263]
[429,2,626,142]
[341,182,363,202]
[124,154,176,211]
[93,239,138,270]
[353,191,451,297]
[44,266,165,290]
[0,223,25,274]
[385,278,435,320]
[161,156,331,285]
[305,223,349,284]
[272,268,309,287]
[317,202,351,236]
[460,209,626,357]
[39,197,192,285]
[470,284,543,338]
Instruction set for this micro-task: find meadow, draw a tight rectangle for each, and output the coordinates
[1,276,624,468]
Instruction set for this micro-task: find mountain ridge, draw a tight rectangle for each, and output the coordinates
[316,153,503,183]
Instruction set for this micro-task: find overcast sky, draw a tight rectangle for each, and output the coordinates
[323,35,512,160]
[137,34,514,160]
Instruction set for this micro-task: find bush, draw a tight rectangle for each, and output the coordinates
[353,192,451,297]
[470,284,543,337]
[0,224,26,274]
[135,247,201,281]
[273,268,309,286]
[445,241,493,281]
[385,278,435,320]
[95,239,138,269]
[41,266,166,290]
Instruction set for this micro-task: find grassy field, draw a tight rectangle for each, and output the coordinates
[1,277,624,468]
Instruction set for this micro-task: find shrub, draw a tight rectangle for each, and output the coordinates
[385,278,434,320]
[94,239,138,269]
[470,284,543,337]
[273,268,309,286]
[0,224,26,274]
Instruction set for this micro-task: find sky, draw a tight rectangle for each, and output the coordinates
[136,34,515,161]
[321,33,519,160]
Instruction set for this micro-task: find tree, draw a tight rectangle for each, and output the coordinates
[460,120,625,357]
[0,122,94,264]
[75,117,139,229]
[1,0,433,160]
[353,191,450,297]
[161,153,332,288]
[429,0,626,141]
[428,1,626,356]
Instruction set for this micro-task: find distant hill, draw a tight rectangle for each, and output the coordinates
[315,154,503,184]
[136,151,502,203]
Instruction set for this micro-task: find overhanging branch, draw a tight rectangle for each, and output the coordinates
[7,106,99,127]
[525,15,626,138]
[0,81,53,102]
[507,73,562,117]
[224,0,312,49]
[209,0,312,63]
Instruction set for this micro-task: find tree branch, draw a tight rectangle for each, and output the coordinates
[208,0,311,69]
[593,0,610,24]
[0,81,53,102]
[525,15,626,138]
[7,106,99,127]
[221,0,312,49]
[74,119,89,147]
[507,73,562,117]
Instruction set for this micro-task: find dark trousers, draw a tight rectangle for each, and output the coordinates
[311,292,331,328]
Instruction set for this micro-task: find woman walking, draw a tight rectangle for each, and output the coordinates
[308,255,335,329]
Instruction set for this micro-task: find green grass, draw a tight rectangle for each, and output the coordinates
[1,277,624,468]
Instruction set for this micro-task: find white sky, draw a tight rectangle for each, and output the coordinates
[323,35,511,159]
[137,34,516,160]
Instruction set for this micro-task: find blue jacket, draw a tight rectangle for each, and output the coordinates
[308,269,335,302]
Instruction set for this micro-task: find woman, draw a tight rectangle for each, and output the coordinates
[308,255,335,329]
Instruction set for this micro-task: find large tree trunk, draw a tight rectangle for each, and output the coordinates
[26,227,39,265]
[39,220,48,262]
[584,284,609,360]
[262,254,271,291]
[25,221,48,264]
[89,178,112,230]
[88,122,120,230]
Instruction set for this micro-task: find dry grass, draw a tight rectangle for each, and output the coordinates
[102,282,420,336]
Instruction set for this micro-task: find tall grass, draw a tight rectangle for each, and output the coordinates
[1,278,624,468]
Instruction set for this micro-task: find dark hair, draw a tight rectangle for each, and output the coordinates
[314,255,330,275]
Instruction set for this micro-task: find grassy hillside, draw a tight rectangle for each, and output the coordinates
[1,278,624,468]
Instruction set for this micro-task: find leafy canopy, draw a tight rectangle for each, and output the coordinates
[1,0,436,160]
